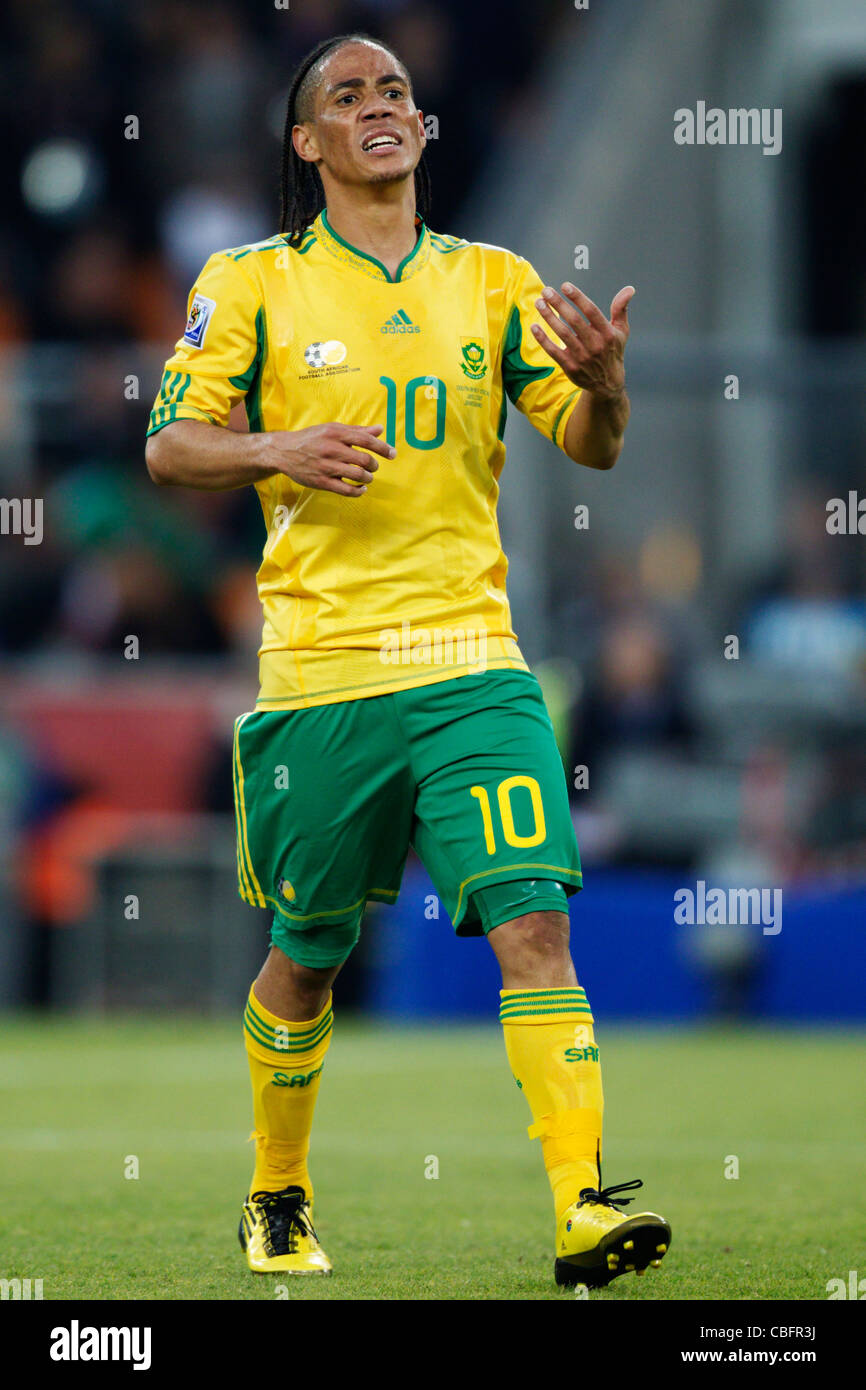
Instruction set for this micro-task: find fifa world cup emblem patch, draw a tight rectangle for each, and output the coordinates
[183,293,216,348]
[459,337,487,380]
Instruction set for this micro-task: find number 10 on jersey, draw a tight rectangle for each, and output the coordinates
[379,375,446,451]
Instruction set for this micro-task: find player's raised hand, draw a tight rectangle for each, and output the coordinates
[265,422,395,496]
[531,282,634,400]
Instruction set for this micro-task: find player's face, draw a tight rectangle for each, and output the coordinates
[297,41,426,192]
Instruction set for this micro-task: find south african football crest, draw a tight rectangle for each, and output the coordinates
[459,337,487,380]
[304,339,347,369]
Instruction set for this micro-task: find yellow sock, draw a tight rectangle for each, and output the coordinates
[500,986,603,1222]
[243,984,333,1202]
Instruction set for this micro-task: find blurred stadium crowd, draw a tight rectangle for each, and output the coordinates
[1,0,864,1010]
[0,0,553,661]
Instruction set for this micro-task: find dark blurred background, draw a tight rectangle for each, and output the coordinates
[1,0,864,1023]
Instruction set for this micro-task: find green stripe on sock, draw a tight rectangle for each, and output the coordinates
[243,1016,333,1057]
[501,989,587,1000]
[502,997,587,1006]
[244,1007,333,1049]
[499,1005,593,1021]
[244,1006,333,1054]
[500,997,590,1009]
[245,1000,333,1042]
[500,1000,591,1009]
[273,1018,333,1053]
[243,1009,276,1050]
[501,999,588,1010]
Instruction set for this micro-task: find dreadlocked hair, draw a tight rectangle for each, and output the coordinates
[279,32,432,246]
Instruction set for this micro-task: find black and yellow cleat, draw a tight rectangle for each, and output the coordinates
[554,1179,671,1289]
[239,1185,332,1275]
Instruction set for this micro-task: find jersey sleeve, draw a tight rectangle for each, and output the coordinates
[500,255,581,449]
[147,252,264,436]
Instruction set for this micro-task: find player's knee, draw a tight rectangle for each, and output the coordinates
[491,909,572,967]
[286,959,335,1003]
[262,945,337,1017]
[515,909,570,952]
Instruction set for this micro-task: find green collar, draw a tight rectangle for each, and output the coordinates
[316,209,430,283]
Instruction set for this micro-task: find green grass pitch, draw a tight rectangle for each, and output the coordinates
[0,1016,863,1300]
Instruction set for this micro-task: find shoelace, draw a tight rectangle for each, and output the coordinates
[250,1189,315,1256]
[577,1178,644,1212]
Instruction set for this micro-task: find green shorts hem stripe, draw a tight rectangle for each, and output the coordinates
[267,888,398,924]
[454,864,582,924]
[237,889,383,923]
[479,892,570,935]
[271,896,367,924]
[269,917,360,970]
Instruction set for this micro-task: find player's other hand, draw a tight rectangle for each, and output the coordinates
[531,283,634,400]
[264,423,395,496]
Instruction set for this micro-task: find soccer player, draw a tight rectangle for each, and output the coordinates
[145,32,671,1289]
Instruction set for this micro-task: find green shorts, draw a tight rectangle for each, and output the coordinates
[232,670,582,967]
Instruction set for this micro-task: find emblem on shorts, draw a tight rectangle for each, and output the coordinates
[459,337,487,379]
[277,876,296,902]
[183,293,215,348]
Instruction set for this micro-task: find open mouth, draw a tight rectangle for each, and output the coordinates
[361,133,402,154]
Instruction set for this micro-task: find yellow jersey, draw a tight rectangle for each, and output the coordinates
[148,210,580,709]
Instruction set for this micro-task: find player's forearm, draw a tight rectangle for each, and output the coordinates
[145,419,279,491]
[562,388,629,470]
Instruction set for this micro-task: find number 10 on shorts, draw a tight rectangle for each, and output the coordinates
[470,776,546,855]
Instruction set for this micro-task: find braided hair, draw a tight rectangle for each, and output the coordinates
[279,32,432,245]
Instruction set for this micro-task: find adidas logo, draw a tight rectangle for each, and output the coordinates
[380,309,421,334]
